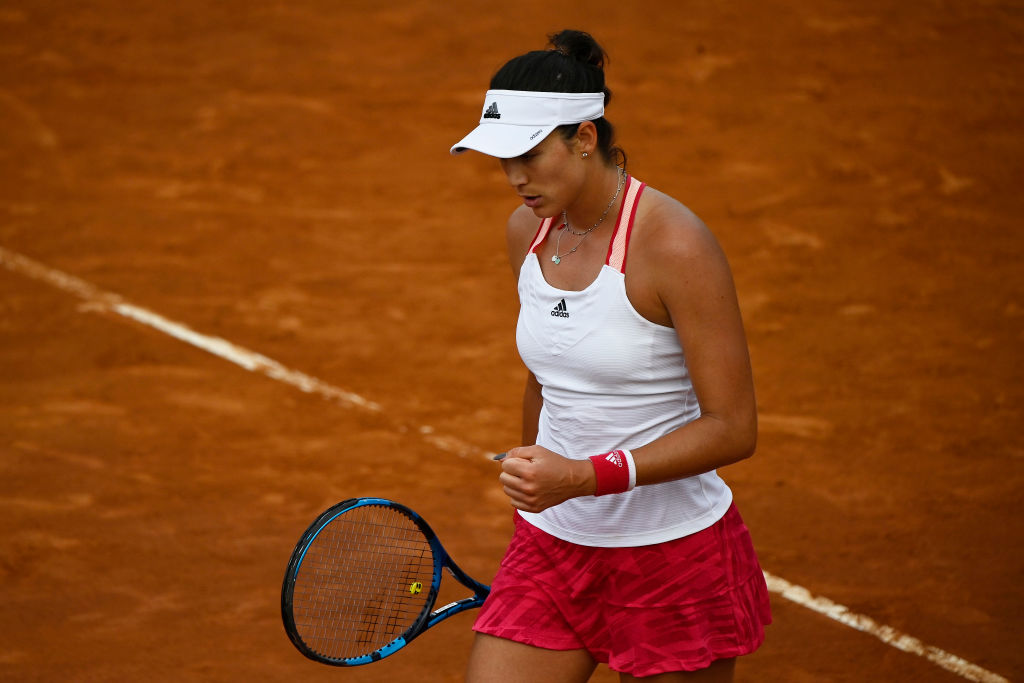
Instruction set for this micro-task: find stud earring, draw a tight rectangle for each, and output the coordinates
[582,152,589,158]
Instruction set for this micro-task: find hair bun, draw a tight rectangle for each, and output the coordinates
[548,29,607,70]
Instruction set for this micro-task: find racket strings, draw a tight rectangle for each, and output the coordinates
[291,505,435,660]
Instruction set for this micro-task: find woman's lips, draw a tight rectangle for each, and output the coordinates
[522,195,541,208]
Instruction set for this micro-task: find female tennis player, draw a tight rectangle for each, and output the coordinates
[451,30,771,682]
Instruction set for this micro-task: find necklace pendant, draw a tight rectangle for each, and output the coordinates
[551,255,561,265]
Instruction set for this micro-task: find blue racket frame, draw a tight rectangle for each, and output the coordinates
[281,497,491,667]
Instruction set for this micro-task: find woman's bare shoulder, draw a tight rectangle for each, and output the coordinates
[506,205,542,274]
[634,186,717,258]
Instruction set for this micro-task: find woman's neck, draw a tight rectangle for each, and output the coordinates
[563,166,625,234]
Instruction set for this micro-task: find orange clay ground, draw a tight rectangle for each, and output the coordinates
[1,1,1021,681]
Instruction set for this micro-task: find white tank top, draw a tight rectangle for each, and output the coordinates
[516,176,733,547]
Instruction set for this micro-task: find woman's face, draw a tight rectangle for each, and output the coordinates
[499,131,583,219]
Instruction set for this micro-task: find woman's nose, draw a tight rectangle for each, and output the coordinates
[500,159,526,187]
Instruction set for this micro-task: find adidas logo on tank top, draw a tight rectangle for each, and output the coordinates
[551,299,569,318]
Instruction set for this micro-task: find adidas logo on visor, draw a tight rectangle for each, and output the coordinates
[483,102,500,119]
[551,299,569,318]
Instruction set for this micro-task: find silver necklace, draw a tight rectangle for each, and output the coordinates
[552,170,625,265]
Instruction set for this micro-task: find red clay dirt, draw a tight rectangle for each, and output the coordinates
[1,1,1021,681]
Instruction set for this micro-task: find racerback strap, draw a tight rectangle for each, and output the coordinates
[527,175,646,273]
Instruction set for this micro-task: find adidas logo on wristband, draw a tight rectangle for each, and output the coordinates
[590,449,635,496]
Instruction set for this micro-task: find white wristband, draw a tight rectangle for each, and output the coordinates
[622,449,637,491]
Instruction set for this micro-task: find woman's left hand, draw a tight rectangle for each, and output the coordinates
[497,446,596,513]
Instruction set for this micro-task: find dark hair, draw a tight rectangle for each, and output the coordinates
[490,30,626,168]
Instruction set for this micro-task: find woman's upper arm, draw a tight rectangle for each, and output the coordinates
[650,205,757,447]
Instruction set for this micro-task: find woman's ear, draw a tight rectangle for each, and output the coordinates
[573,121,599,157]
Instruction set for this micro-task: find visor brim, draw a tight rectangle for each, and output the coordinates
[450,123,556,158]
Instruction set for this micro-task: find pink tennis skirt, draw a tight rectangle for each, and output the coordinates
[473,503,772,677]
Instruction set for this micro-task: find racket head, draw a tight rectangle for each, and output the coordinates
[281,498,443,666]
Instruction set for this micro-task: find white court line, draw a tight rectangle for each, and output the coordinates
[0,246,380,412]
[763,572,1007,683]
[0,245,1009,683]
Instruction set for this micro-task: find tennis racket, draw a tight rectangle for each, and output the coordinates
[281,497,491,666]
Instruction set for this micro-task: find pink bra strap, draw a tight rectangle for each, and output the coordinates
[528,217,556,253]
[605,176,646,273]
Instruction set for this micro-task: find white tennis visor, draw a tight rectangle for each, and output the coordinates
[450,90,605,158]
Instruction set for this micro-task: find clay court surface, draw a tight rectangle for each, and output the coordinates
[1,1,1022,681]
